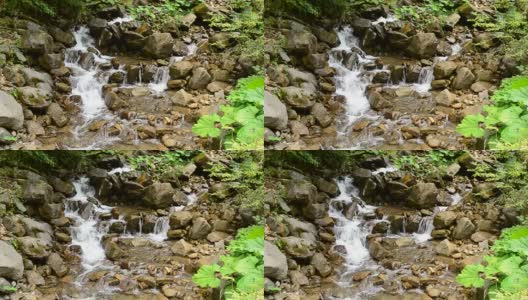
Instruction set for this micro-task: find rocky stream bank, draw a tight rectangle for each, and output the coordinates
[0,1,258,150]
[0,152,255,299]
[264,2,516,150]
[264,152,520,299]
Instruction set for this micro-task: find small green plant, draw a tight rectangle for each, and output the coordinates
[193,76,264,150]
[193,225,264,300]
[456,226,528,299]
[128,151,196,180]
[1,136,17,143]
[0,286,17,293]
[394,0,465,29]
[457,76,528,149]
[128,0,201,29]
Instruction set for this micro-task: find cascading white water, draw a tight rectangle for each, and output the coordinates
[148,43,197,93]
[65,26,113,122]
[412,206,447,243]
[66,177,112,270]
[329,177,378,269]
[329,27,376,127]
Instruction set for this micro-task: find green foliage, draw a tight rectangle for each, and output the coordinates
[193,76,264,150]
[0,151,90,173]
[206,151,264,215]
[265,0,349,19]
[208,0,264,62]
[457,76,528,149]
[129,0,201,29]
[128,151,196,181]
[193,225,264,300]
[394,0,465,29]
[392,151,459,179]
[1,0,84,19]
[457,226,528,298]
[0,286,17,293]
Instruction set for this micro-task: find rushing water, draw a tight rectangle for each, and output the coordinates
[64,167,198,299]
[63,17,197,149]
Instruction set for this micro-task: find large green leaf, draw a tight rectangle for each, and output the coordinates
[498,106,523,125]
[192,264,222,288]
[235,270,264,293]
[456,264,486,288]
[234,256,259,275]
[457,114,486,138]
[192,114,222,138]
[508,237,528,257]
[499,120,528,143]
[236,120,265,145]
[500,270,528,293]
[220,106,237,126]
[235,106,259,126]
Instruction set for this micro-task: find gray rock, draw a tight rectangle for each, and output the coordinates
[189,217,211,240]
[281,236,315,259]
[408,182,438,209]
[171,89,193,107]
[0,241,24,280]
[47,103,68,127]
[264,91,287,130]
[433,211,457,229]
[407,33,438,58]
[171,239,193,256]
[17,237,50,259]
[188,67,211,90]
[285,29,317,55]
[169,61,193,79]
[143,33,174,58]
[0,91,24,130]
[452,67,475,90]
[280,86,316,109]
[87,18,108,36]
[144,183,174,208]
[169,211,193,229]
[22,179,53,204]
[20,68,53,87]
[21,29,53,55]
[434,61,458,79]
[17,87,51,110]
[435,239,456,256]
[38,53,64,71]
[47,253,68,277]
[452,217,476,240]
[311,103,333,127]
[311,252,332,277]
[286,179,317,205]
[49,26,75,47]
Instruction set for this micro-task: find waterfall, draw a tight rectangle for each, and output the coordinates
[65,177,112,271]
[329,177,378,269]
[329,27,375,127]
[148,67,170,93]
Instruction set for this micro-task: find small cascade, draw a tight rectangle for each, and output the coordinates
[412,206,447,243]
[329,177,378,270]
[329,27,376,127]
[148,67,170,93]
[66,177,112,271]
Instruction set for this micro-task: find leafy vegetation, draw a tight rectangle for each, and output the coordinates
[209,0,264,62]
[394,0,466,29]
[392,151,460,179]
[265,0,349,19]
[457,226,528,298]
[128,151,196,181]
[0,151,92,173]
[1,0,85,19]
[193,225,264,300]
[128,0,200,29]
[206,151,264,216]
[193,76,264,150]
[457,76,528,149]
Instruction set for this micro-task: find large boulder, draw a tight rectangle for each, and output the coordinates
[188,67,211,90]
[286,179,317,205]
[280,86,316,109]
[264,240,288,280]
[169,61,193,79]
[47,253,68,277]
[285,29,317,55]
[407,33,438,58]
[264,91,287,130]
[188,217,211,240]
[21,28,53,55]
[408,183,438,209]
[48,26,75,47]
[22,179,54,204]
[169,211,193,229]
[281,236,316,259]
[452,217,476,240]
[20,67,53,87]
[433,61,458,79]
[143,33,174,58]
[17,237,50,259]
[311,253,332,277]
[17,87,52,110]
[452,67,475,90]
[0,241,24,280]
[0,91,24,130]
[433,211,457,229]
[143,183,174,208]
